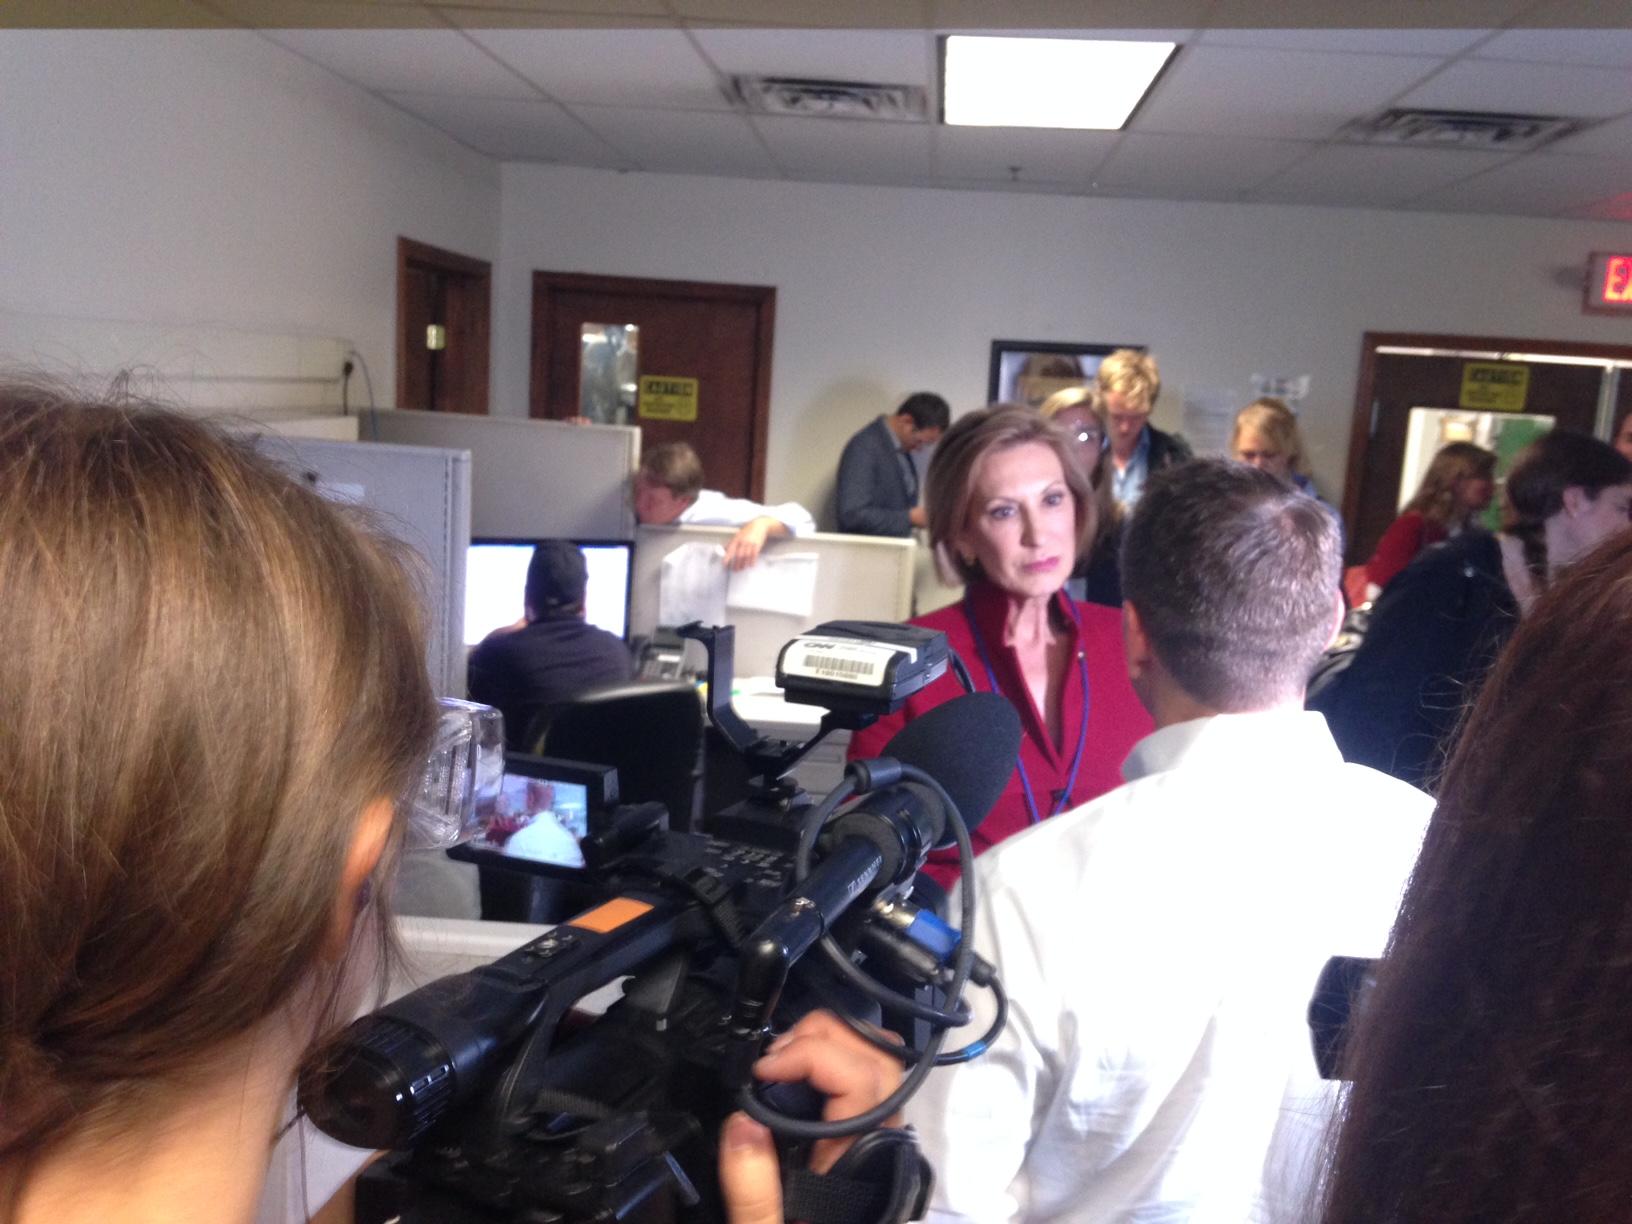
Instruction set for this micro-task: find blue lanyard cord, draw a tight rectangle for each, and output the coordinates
[962,593,1094,825]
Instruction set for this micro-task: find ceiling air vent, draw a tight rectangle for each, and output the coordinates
[1341,108,1585,152]
[731,76,928,123]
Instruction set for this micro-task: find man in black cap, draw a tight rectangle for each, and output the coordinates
[467,540,634,750]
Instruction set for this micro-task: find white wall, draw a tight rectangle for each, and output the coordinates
[496,163,1632,516]
[0,31,500,410]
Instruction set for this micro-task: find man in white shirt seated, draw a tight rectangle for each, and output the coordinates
[907,459,1432,1223]
[633,440,815,570]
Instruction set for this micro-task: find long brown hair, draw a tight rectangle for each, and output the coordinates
[0,382,437,1162]
[1402,440,1495,530]
[924,403,1096,587]
[1320,528,1632,1224]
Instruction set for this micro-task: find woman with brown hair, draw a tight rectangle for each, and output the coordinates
[0,384,895,1224]
[1319,526,1632,1224]
[1310,430,1631,789]
[1038,384,1122,605]
[849,404,1152,886]
[1363,440,1496,596]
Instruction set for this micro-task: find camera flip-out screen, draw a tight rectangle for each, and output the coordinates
[452,754,617,877]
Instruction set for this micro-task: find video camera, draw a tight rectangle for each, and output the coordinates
[298,621,1021,1224]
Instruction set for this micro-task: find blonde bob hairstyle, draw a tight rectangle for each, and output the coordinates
[1231,397,1310,478]
[1037,384,1103,425]
[1095,348,1161,414]
[0,383,437,1162]
[925,403,1097,587]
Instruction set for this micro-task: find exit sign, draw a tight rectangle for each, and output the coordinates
[1586,252,1632,314]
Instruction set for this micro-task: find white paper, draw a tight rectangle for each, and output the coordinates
[727,551,818,618]
[1181,389,1242,456]
[1250,373,1312,406]
[658,542,728,627]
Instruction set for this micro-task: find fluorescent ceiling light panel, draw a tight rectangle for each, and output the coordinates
[942,35,1175,130]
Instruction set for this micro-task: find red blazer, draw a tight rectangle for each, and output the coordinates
[1365,511,1448,592]
[848,582,1153,887]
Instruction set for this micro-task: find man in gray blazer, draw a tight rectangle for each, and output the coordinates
[835,392,950,537]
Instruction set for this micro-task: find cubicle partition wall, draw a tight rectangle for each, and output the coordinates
[371,409,638,541]
[254,435,472,700]
[630,524,916,679]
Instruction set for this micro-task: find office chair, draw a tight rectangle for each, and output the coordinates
[477,681,705,923]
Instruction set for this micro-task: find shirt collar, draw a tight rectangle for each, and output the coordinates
[1122,709,1341,784]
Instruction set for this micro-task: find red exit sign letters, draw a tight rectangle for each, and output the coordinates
[1586,252,1632,313]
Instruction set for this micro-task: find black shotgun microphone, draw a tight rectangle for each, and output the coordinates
[828,691,1022,884]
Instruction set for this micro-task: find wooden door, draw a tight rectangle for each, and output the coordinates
[530,271,775,501]
[1343,336,1618,565]
[397,238,491,414]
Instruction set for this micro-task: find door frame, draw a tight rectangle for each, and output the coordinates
[396,237,492,414]
[529,270,777,500]
[1342,331,1632,544]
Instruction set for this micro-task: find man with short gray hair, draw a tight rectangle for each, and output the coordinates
[908,461,1432,1223]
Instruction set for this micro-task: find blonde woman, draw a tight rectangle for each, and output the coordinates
[1039,384,1123,605]
[1364,441,1496,595]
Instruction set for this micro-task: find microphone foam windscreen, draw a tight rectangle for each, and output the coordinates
[881,692,1021,842]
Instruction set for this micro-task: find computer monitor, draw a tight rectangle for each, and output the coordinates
[464,538,632,644]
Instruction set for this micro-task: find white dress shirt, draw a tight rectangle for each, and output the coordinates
[907,710,1432,1224]
[678,488,815,536]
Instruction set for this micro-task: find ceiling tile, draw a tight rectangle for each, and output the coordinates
[690,29,935,84]
[1410,152,1632,216]
[1473,28,1632,69]
[262,28,539,96]
[1092,131,1310,195]
[464,28,729,108]
[384,90,628,162]
[1133,44,1442,140]
[1397,58,1632,119]
[933,0,1210,25]
[751,113,934,183]
[1550,112,1632,158]
[933,124,1117,182]
[1252,143,1509,206]
[568,104,777,173]
[1197,28,1494,56]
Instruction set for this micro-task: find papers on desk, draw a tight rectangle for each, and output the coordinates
[658,543,819,626]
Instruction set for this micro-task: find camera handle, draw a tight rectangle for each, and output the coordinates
[680,622,873,795]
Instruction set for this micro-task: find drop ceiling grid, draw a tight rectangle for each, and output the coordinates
[180,14,1632,215]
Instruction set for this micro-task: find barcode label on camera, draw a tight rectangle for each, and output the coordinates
[781,637,911,689]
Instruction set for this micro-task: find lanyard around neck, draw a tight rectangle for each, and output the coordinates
[962,591,1093,825]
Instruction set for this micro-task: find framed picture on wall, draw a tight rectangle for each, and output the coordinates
[987,340,1142,410]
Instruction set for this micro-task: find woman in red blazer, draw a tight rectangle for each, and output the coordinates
[849,404,1152,888]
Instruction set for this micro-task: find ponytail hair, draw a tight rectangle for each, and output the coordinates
[1503,430,1631,589]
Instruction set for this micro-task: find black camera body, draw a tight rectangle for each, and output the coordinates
[301,623,1016,1224]
[320,811,844,1222]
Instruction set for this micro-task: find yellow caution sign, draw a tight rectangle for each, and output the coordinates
[638,376,699,422]
[1459,363,1529,413]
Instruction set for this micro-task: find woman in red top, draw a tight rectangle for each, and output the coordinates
[1363,441,1495,598]
[849,404,1152,887]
